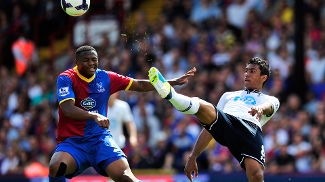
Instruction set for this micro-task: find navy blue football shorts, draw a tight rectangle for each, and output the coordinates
[199,106,265,170]
[54,132,126,178]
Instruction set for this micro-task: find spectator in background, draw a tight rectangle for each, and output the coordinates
[168,116,197,171]
[190,0,222,24]
[0,11,9,34]
[150,130,172,169]
[226,0,256,41]
[132,94,161,148]
[54,46,76,73]
[1,147,19,175]
[128,132,152,169]
[275,143,296,173]
[162,47,187,74]
[306,46,325,85]
[11,26,38,77]
[207,140,237,173]
[267,46,293,80]
[297,110,312,138]
[287,132,313,173]
[212,41,231,67]
[285,94,301,119]
[165,61,186,80]
[303,91,320,116]
[107,92,138,154]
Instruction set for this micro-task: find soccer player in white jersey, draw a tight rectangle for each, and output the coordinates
[148,57,280,182]
[107,92,137,151]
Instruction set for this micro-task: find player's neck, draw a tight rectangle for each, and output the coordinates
[245,88,262,93]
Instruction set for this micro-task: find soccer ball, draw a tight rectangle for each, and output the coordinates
[61,0,90,16]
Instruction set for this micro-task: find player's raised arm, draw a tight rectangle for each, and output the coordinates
[128,67,196,92]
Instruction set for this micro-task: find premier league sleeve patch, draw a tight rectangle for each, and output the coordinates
[59,87,70,96]
[56,75,75,104]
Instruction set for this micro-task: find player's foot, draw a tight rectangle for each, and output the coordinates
[148,67,172,99]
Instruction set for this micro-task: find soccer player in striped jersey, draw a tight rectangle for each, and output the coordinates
[48,45,195,182]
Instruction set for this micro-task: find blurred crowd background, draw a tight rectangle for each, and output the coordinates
[1,0,325,178]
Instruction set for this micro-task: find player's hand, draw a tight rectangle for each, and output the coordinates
[93,113,110,129]
[129,136,138,150]
[248,106,263,121]
[184,156,198,182]
[172,67,196,85]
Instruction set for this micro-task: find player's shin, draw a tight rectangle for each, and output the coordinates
[168,88,200,114]
[49,162,67,182]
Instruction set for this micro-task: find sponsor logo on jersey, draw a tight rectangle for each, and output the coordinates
[234,96,256,105]
[81,97,96,110]
[58,87,69,96]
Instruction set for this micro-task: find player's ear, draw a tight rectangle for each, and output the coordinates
[74,59,78,65]
[261,75,267,82]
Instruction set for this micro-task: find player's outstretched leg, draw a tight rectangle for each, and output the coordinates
[148,67,200,114]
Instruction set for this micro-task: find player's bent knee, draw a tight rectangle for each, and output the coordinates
[56,162,67,177]
[49,162,67,177]
[248,170,263,182]
[245,160,264,182]
[196,99,217,124]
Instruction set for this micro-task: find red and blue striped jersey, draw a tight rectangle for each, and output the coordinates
[56,67,133,143]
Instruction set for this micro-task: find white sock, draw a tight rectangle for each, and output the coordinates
[168,87,200,114]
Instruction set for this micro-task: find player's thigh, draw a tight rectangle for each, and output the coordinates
[49,151,77,176]
[244,157,264,178]
[195,98,217,125]
[105,157,138,181]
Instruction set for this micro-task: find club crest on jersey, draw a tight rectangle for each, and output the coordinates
[81,97,96,110]
[96,82,105,93]
[58,87,69,96]
[234,96,256,105]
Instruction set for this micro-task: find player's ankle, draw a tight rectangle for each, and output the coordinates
[164,86,174,100]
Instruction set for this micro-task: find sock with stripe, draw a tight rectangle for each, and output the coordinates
[168,87,200,114]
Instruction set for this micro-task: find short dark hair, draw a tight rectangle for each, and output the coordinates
[75,45,96,57]
[247,57,271,85]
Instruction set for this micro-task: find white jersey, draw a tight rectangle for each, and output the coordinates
[107,99,134,148]
[217,89,280,129]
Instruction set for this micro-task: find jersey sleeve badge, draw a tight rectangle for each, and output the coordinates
[58,87,70,97]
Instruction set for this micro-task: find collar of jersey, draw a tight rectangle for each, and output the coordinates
[244,88,261,94]
[74,66,95,83]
